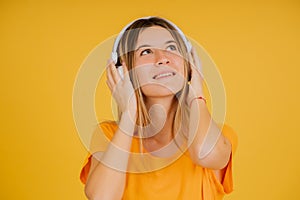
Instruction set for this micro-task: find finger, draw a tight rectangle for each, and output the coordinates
[106,61,116,89]
[106,60,111,79]
[106,80,113,91]
[190,47,204,78]
[107,73,118,95]
[190,47,198,64]
[191,47,201,69]
[108,59,122,84]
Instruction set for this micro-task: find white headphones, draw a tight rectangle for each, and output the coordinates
[111,16,192,79]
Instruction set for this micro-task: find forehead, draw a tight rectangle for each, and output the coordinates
[136,26,175,46]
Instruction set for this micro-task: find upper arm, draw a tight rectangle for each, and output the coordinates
[80,152,104,185]
[189,124,237,170]
[80,121,117,184]
[87,152,104,181]
[196,134,232,170]
[204,124,238,193]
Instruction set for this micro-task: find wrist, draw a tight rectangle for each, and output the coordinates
[189,96,207,107]
[123,107,137,120]
[119,110,136,136]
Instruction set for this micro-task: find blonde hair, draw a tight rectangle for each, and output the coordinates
[116,17,191,151]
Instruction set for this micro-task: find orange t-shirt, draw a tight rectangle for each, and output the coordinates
[80,121,238,200]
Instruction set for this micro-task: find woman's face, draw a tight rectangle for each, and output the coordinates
[133,26,186,98]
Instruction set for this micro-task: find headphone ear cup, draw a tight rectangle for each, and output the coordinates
[115,57,122,67]
[117,66,124,79]
[188,64,192,81]
[186,41,192,53]
[111,52,118,64]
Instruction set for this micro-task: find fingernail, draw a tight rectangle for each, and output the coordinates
[107,59,113,64]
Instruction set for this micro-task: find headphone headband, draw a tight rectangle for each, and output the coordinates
[111,16,192,63]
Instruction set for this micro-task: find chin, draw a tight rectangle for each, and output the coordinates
[141,84,183,98]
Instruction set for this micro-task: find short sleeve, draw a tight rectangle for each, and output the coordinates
[79,121,118,184]
[219,124,238,193]
[80,154,92,184]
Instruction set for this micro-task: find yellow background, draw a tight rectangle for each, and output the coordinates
[1,0,299,199]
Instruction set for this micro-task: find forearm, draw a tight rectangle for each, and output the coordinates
[188,99,231,169]
[85,111,136,200]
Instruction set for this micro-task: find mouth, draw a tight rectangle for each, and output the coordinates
[153,72,176,80]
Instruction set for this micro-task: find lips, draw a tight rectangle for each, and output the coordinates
[153,72,176,80]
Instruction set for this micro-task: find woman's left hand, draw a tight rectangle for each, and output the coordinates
[187,47,205,106]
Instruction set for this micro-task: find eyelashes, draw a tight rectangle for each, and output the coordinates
[166,44,177,51]
[140,49,152,56]
[139,45,178,56]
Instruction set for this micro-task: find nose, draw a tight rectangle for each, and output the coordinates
[155,49,170,66]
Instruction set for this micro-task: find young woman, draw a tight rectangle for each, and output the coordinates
[80,16,237,200]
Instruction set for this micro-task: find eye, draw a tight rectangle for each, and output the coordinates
[140,49,152,56]
[166,44,177,51]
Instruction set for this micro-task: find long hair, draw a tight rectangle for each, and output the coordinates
[116,17,191,152]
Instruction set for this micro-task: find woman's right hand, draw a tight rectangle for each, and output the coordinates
[106,59,137,119]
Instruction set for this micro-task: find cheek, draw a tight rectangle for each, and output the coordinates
[134,55,154,67]
[172,56,185,75]
[133,65,152,87]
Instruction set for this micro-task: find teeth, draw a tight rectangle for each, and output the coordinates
[154,72,174,79]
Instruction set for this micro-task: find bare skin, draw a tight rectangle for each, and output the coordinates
[84,26,232,200]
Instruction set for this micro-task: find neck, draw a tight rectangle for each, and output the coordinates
[144,95,177,114]
[143,95,178,146]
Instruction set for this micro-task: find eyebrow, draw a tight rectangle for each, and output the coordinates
[136,40,177,51]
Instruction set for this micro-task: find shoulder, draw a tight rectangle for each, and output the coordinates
[99,120,118,134]
[91,120,118,139]
[89,120,118,153]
